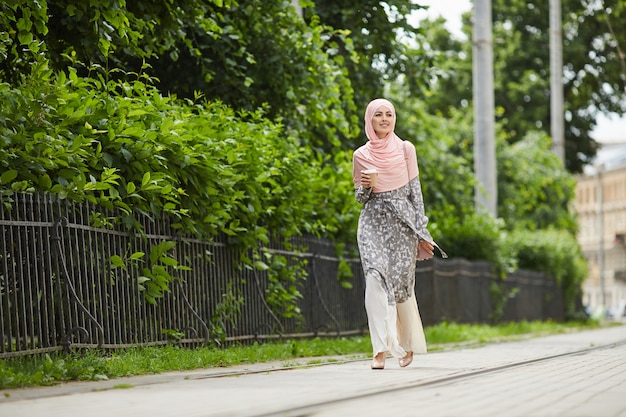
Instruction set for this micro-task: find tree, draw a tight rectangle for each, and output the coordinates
[0,1,358,239]
[3,1,444,153]
[416,0,626,173]
[3,0,358,152]
[139,1,360,152]
[305,0,433,146]
[497,131,578,233]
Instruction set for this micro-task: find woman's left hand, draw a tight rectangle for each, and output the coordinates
[417,241,434,261]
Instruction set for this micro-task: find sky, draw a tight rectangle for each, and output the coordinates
[413,0,472,38]
[414,0,626,144]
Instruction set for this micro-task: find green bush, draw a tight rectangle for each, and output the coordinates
[434,212,516,277]
[498,131,578,234]
[0,59,365,312]
[505,228,588,317]
[0,61,348,246]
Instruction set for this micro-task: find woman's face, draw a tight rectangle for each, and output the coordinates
[371,105,394,139]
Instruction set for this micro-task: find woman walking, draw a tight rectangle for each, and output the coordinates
[353,98,446,370]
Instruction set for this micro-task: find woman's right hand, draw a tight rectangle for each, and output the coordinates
[360,171,376,189]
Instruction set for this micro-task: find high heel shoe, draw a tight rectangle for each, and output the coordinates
[371,352,385,370]
[399,351,413,368]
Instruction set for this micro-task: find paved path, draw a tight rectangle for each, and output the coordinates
[2,325,625,417]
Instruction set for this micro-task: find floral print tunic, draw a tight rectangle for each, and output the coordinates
[355,177,442,305]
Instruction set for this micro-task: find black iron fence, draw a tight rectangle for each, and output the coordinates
[0,192,563,358]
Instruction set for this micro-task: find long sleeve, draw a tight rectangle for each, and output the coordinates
[408,176,434,243]
[355,185,373,204]
[353,148,373,204]
[408,176,448,258]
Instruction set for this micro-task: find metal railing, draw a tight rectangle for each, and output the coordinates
[0,192,563,358]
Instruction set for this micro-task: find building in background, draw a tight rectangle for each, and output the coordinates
[574,142,626,317]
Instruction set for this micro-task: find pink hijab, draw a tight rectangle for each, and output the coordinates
[353,98,418,192]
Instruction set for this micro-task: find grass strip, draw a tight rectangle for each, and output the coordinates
[0,320,605,389]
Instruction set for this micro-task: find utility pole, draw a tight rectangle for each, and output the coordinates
[473,0,497,216]
[595,164,606,309]
[291,0,302,17]
[550,0,565,164]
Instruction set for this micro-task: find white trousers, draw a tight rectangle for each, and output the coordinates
[365,272,427,357]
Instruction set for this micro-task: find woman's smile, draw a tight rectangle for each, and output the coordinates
[372,105,395,138]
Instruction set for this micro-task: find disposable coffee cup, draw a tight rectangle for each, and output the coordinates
[363,169,378,188]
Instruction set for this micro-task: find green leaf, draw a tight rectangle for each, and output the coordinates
[38,174,52,189]
[254,261,269,271]
[110,255,125,269]
[18,31,33,45]
[159,256,178,267]
[142,172,151,187]
[0,170,18,185]
[121,126,144,137]
[128,109,148,117]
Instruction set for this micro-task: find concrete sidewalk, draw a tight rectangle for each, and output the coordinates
[1,325,625,417]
